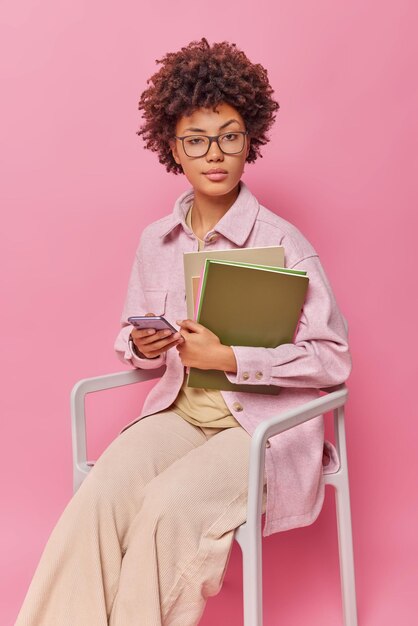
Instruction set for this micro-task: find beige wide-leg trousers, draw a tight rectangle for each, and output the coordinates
[16,410,266,626]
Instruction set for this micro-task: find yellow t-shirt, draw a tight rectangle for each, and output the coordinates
[170,207,240,429]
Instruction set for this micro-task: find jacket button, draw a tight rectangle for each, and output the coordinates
[242,372,250,380]
[232,402,243,412]
[207,233,218,243]
[255,371,263,380]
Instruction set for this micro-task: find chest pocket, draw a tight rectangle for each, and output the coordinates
[143,290,167,316]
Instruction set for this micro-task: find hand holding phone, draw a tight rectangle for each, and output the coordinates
[128,314,183,359]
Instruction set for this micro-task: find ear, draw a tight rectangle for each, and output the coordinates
[170,139,181,165]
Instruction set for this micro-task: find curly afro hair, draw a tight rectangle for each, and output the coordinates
[136,38,279,174]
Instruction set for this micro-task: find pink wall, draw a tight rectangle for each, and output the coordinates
[2,1,417,624]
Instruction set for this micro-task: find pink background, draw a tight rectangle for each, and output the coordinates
[1,1,417,624]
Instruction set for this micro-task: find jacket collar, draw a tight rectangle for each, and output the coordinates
[159,181,260,247]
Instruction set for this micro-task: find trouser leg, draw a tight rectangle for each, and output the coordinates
[109,424,266,626]
[16,411,208,626]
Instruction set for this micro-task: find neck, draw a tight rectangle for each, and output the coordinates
[191,183,240,239]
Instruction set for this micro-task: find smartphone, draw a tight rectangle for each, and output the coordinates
[128,315,177,333]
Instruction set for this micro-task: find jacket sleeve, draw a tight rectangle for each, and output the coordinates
[114,235,167,370]
[224,254,351,389]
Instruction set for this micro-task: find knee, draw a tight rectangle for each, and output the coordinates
[140,477,192,527]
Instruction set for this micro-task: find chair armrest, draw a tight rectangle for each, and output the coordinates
[71,371,347,534]
[245,385,348,536]
[71,367,166,491]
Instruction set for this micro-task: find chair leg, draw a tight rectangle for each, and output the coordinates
[237,524,264,626]
[334,476,359,626]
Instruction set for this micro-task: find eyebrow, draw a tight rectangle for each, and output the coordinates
[182,119,241,133]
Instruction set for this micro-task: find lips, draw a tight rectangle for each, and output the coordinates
[203,168,228,182]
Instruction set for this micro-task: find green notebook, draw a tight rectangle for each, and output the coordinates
[187,259,309,394]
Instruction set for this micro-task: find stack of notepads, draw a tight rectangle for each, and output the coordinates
[183,246,309,394]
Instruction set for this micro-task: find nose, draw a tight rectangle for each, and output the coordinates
[206,138,224,161]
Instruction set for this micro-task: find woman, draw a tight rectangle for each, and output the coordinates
[17,38,351,625]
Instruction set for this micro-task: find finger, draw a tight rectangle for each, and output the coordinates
[138,333,180,354]
[145,312,156,317]
[145,337,183,358]
[176,319,203,333]
[175,338,185,351]
[131,328,157,340]
[138,329,181,345]
[138,329,175,346]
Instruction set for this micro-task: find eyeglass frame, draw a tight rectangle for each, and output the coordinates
[174,130,249,158]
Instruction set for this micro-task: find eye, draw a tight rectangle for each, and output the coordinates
[222,133,239,141]
[185,136,206,145]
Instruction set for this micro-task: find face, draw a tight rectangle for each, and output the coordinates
[171,102,250,200]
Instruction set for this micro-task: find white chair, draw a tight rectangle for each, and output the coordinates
[71,368,358,626]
